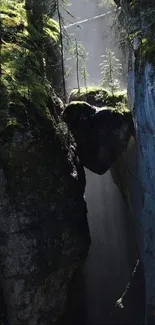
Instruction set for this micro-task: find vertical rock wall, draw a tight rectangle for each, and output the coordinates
[0,119,90,325]
[113,2,155,320]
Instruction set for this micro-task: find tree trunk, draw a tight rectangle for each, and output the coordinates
[32,0,43,30]
[0,7,2,78]
[31,0,44,75]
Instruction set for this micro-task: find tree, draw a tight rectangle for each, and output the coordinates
[100,48,123,95]
[56,0,66,102]
[66,36,89,92]
[81,65,89,92]
[0,4,2,78]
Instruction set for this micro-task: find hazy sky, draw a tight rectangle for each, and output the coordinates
[62,0,123,93]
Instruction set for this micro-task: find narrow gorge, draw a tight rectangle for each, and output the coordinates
[0,0,155,325]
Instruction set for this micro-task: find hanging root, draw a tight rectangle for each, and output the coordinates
[110,259,140,316]
[109,258,145,325]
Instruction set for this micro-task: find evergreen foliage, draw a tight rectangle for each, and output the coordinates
[66,36,89,90]
[100,48,123,95]
[0,0,61,132]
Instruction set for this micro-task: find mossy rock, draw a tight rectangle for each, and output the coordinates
[64,100,134,138]
[139,38,155,64]
[69,87,127,108]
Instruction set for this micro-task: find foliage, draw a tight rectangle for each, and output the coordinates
[117,1,155,52]
[0,0,61,132]
[99,48,123,95]
[66,36,89,90]
[139,38,155,63]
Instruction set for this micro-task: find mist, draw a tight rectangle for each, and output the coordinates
[60,1,135,324]
[62,0,126,93]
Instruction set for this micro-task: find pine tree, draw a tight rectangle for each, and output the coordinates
[81,65,89,92]
[100,48,122,95]
[67,37,89,91]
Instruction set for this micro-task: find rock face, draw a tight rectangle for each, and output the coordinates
[63,101,134,175]
[119,1,155,323]
[0,111,90,325]
[0,2,90,324]
[110,137,145,324]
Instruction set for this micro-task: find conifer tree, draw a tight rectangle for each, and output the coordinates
[100,48,122,95]
[67,37,89,91]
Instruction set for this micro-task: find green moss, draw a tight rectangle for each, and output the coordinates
[69,86,108,100]
[105,92,127,107]
[69,86,127,108]
[7,118,19,127]
[1,0,60,132]
[67,90,133,135]
[139,38,155,63]
[70,86,105,95]
[66,100,92,106]
[44,17,60,42]
[70,86,126,98]
[67,100,130,118]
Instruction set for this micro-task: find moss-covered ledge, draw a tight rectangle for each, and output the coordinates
[69,86,127,107]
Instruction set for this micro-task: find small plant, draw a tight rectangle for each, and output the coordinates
[99,48,123,95]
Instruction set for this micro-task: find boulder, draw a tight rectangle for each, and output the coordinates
[63,101,134,175]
